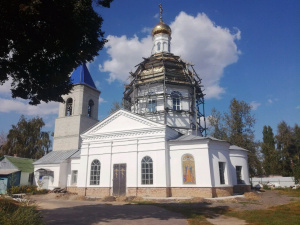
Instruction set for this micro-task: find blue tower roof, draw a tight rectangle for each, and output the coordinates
[70,63,97,89]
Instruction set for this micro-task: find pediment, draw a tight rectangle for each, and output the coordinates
[83,109,164,135]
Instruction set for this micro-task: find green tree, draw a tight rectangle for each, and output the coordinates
[1,115,51,159]
[0,0,113,105]
[275,121,294,176]
[261,125,279,175]
[207,108,227,140]
[208,98,262,176]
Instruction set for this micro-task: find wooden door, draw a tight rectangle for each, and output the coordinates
[113,164,126,196]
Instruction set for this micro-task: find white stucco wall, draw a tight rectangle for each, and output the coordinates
[169,141,212,187]
[20,172,30,186]
[34,164,60,190]
[229,149,250,185]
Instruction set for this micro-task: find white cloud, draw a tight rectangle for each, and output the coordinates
[100,12,241,99]
[268,99,273,104]
[141,27,152,34]
[154,13,159,19]
[296,105,300,109]
[0,98,59,115]
[99,97,106,104]
[250,101,261,111]
[100,35,152,82]
[0,77,13,95]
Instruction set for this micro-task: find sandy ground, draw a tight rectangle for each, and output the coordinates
[29,190,300,225]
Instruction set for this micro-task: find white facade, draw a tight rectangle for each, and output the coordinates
[34,16,251,197]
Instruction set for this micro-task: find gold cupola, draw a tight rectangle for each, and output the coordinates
[152,4,171,36]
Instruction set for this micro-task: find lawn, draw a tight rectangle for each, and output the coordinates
[227,201,300,225]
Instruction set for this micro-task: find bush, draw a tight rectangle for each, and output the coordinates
[7,185,38,195]
[0,198,43,225]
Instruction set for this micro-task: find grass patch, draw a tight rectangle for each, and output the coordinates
[276,188,300,197]
[0,198,43,225]
[227,201,300,225]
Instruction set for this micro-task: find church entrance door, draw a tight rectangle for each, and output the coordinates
[113,164,126,196]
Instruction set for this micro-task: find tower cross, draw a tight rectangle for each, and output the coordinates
[159,3,163,22]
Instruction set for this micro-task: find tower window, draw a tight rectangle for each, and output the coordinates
[88,100,94,117]
[148,99,157,112]
[163,42,167,51]
[157,42,161,51]
[171,91,182,111]
[66,98,73,116]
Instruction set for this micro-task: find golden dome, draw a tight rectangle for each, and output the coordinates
[152,21,171,36]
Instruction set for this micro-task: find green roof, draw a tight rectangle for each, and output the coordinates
[5,156,34,173]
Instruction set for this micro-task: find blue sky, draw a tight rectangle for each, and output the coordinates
[0,0,299,143]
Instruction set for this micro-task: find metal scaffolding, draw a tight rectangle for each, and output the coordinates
[123,52,207,136]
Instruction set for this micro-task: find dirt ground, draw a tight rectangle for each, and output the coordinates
[29,190,300,225]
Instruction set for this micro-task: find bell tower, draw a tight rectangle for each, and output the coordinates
[52,64,100,151]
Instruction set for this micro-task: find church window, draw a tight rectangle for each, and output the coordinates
[66,98,73,116]
[90,160,101,185]
[171,91,182,111]
[71,170,78,185]
[88,100,94,117]
[236,166,243,184]
[182,154,196,184]
[157,42,161,51]
[148,99,157,112]
[141,156,153,185]
[163,42,167,51]
[219,162,226,184]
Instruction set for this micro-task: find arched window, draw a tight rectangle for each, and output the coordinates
[90,159,101,185]
[88,99,94,117]
[171,91,182,111]
[141,156,153,184]
[182,154,196,184]
[66,98,73,116]
[163,42,167,51]
[157,42,161,51]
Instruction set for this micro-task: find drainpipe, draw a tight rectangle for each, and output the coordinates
[109,141,113,196]
[84,143,90,197]
[136,139,139,196]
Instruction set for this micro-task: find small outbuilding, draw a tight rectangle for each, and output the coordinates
[0,155,35,194]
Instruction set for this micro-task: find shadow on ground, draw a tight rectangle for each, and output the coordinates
[38,200,192,225]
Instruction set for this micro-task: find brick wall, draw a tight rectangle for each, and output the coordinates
[212,187,233,197]
[233,185,251,194]
[67,187,110,197]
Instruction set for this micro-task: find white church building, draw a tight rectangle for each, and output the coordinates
[33,11,250,198]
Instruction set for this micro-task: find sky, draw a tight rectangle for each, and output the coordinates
[0,0,299,143]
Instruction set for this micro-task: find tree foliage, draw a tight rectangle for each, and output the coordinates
[0,0,113,105]
[208,98,262,176]
[261,125,278,175]
[108,101,123,115]
[1,115,51,159]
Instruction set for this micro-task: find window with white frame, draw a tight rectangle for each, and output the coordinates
[219,162,226,184]
[157,42,161,51]
[171,91,182,111]
[71,170,78,185]
[236,166,243,184]
[90,160,101,185]
[141,156,153,185]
